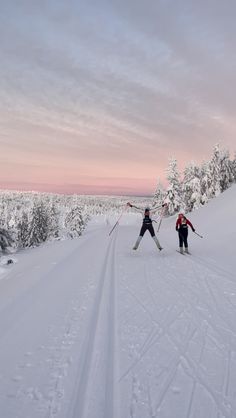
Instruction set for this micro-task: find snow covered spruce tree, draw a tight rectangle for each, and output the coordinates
[164,157,182,215]
[203,144,235,200]
[47,201,60,239]
[153,180,165,207]
[0,228,14,253]
[208,144,222,198]
[182,162,201,212]
[199,161,212,205]
[218,147,235,192]
[28,200,50,247]
[233,152,236,181]
[17,211,31,248]
[64,206,86,238]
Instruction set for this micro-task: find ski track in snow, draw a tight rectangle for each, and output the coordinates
[118,232,236,418]
[68,229,119,418]
[0,217,236,418]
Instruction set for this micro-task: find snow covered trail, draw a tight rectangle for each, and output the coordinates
[117,227,236,418]
[68,228,119,418]
[1,187,236,418]
[0,226,118,418]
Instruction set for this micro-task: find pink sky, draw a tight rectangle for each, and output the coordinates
[1,1,236,195]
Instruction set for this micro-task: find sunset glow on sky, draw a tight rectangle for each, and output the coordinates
[1,0,236,195]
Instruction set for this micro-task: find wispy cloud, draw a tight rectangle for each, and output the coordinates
[0,0,235,194]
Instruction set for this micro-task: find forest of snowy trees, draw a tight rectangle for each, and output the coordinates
[153,144,236,215]
[0,192,147,252]
[0,193,88,252]
[0,144,235,253]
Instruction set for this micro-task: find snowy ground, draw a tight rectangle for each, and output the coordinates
[0,186,236,418]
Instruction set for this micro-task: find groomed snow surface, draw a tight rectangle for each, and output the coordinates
[0,186,236,418]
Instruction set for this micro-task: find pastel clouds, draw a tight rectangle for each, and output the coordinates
[0,0,235,195]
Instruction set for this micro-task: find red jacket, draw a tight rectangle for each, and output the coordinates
[176,217,194,231]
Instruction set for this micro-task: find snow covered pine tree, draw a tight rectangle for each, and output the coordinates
[165,157,182,215]
[0,228,14,264]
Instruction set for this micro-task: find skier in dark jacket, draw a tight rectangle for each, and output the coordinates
[176,213,195,254]
[127,202,167,251]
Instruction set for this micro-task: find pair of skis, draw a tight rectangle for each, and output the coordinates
[176,229,203,255]
[176,250,191,256]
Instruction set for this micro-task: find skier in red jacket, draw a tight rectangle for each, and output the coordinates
[176,213,195,254]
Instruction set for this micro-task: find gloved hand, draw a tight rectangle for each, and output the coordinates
[176,227,178,231]
[192,228,195,232]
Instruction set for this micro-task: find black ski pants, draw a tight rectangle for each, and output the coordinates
[139,223,155,237]
[178,227,188,248]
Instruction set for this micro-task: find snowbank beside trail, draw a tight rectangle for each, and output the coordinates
[190,183,236,246]
[158,184,236,275]
[192,185,236,262]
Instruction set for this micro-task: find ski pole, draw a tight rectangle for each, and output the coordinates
[194,231,203,238]
[157,204,167,232]
[108,205,127,236]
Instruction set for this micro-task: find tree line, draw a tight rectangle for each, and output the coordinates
[153,144,236,215]
[0,194,87,252]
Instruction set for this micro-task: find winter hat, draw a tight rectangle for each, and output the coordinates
[178,207,185,216]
